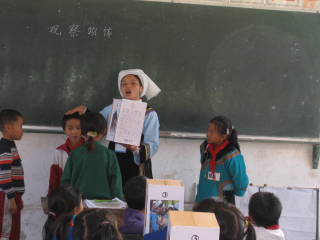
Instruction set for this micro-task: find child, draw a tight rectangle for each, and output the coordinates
[150,201,163,232]
[43,184,83,240]
[248,192,285,240]
[61,112,123,200]
[72,209,123,240]
[196,115,249,204]
[66,69,161,188]
[119,175,147,234]
[193,197,256,240]
[47,113,85,196]
[0,109,25,240]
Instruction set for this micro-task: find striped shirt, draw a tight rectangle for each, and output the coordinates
[0,138,25,199]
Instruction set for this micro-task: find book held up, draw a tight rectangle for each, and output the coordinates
[106,99,147,146]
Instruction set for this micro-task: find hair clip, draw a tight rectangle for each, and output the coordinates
[87,131,97,138]
[226,128,230,135]
[102,221,109,225]
[50,212,56,217]
[245,220,249,227]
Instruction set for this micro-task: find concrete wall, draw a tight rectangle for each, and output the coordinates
[0,132,319,239]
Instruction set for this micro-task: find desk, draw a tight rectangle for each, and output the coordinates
[41,197,195,215]
[41,197,126,220]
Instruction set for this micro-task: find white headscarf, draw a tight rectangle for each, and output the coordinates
[118,69,161,100]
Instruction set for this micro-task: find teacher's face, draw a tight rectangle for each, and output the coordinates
[121,74,143,101]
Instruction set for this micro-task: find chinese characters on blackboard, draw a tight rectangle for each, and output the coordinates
[49,25,112,38]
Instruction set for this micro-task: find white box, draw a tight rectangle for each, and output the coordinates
[144,179,185,235]
[167,211,220,240]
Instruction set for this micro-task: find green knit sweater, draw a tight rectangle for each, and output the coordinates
[61,141,123,200]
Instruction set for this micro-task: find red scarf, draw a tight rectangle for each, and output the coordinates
[208,139,229,178]
[66,137,85,154]
[267,224,280,230]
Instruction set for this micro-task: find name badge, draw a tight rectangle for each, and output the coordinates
[208,171,220,181]
[115,143,126,153]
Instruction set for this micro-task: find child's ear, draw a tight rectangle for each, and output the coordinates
[248,216,255,224]
[222,134,227,141]
[4,123,11,132]
[73,206,79,215]
[103,128,107,135]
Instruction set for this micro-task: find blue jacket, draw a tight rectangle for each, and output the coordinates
[196,141,248,202]
[119,208,144,234]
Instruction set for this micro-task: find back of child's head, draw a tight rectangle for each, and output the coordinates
[62,112,82,130]
[210,115,240,152]
[81,112,107,153]
[193,198,256,240]
[0,109,22,132]
[249,191,282,228]
[73,209,123,240]
[124,176,147,211]
[192,197,224,212]
[42,185,82,240]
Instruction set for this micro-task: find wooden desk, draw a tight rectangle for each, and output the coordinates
[40,197,126,220]
[41,197,195,215]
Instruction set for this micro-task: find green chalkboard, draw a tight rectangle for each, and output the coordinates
[1,0,320,138]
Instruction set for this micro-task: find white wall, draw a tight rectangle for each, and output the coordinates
[0,132,319,239]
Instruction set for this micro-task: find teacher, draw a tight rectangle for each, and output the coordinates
[67,69,161,187]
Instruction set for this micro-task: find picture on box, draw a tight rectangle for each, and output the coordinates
[149,200,179,232]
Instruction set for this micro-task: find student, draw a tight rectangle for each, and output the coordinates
[248,192,285,240]
[119,176,147,234]
[61,112,123,200]
[0,109,25,240]
[158,205,168,231]
[72,209,123,240]
[196,115,249,204]
[42,184,83,240]
[47,113,85,196]
[193,197,256,240]
[66,69,161,188]
[150,201,163,233]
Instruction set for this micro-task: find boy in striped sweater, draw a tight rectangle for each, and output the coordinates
[0,109,25,240]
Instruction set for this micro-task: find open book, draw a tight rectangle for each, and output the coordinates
[106,99,147,146]
[84,198,127,209]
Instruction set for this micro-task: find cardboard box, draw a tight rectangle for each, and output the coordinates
[167,211,220,240]
[144,179,185,235]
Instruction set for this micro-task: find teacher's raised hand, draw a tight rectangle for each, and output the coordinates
[65,105,86,115]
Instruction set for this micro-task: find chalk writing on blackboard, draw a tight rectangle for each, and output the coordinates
[49,25,112,38]
[103,27,112,38]
[69,24,80,37]
[49,25,61,35]
[88,27,97,36]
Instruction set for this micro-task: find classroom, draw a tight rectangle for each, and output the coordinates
[1,0,320,239]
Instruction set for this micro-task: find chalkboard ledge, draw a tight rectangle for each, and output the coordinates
[22,125,320,169]
[23,125,320,144]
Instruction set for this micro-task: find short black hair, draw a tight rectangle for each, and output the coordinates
[0,109,22,132]
[124,176,147,211]
[192,197,225,212]
[193,199,256,240]
[249,191,282,228]
[62,112,82,130]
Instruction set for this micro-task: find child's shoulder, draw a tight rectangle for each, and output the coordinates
[218,144,241,159]
[0,138,15,152]
[55,139,68,152]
